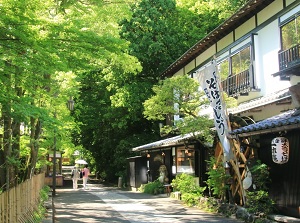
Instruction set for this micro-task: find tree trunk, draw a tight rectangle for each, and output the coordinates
[0,134,5,189]
[11,120,21,187]
[11,66,24,185]
[26,117,42,180]
[3,104,12,191]
[2,60,13,191]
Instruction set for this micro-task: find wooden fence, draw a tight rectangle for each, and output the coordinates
[0,173,45,223]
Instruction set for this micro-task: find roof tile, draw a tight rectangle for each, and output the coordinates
[231,109,300,135]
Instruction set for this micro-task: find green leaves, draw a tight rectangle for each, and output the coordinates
[172,173,206,195]
[143,74,214,142]
[206,157,230,199]
[119,0,177,77]
[144,75,201,120]
[0,0,245,185]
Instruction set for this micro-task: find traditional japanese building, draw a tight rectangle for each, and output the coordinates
[129,0,300,218]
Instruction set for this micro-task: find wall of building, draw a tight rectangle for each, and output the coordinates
[173,0,300,106]
[259,129,300,218]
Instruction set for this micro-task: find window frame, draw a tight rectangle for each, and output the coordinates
[280,12,300,51]
[216,39,254,97]
[175,145,195,175]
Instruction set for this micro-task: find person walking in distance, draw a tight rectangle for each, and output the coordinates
[82,164,90,189]
[71,166,80,189]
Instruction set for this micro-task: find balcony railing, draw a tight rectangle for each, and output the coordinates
[278,44,300,70]
[221,69,253,97]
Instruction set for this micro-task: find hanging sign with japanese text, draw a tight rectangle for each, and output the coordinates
[195,61,233,161]
[271,137,289,164]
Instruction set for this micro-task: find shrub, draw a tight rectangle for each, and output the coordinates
[171,173,206,206]
[182,193,200,207]
[205,157,230,199]
[249,160,270,191]
[40,185,50,202]
[198,197,221,213]
[245,160,274,216]
[139,180,164,195]
[171,173,205,195]
[246,191,274,215]
[31,185,51,223]
[138,184,145,192]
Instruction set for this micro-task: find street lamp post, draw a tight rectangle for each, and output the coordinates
[52,97,74,223]
[52,112,57,198]
[52,111,57,223]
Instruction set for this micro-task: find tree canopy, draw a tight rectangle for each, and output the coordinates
[143,74,214,143]
[0,0,245,189]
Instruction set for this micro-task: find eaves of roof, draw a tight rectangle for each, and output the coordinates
[230,109,300,137]
[132,132,202,152]
[228,88,291,115]
[161,0,275,78]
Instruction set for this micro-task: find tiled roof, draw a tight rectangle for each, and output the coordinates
[228,88,291,114]
[132,132,202,152]
[230,109,300,137]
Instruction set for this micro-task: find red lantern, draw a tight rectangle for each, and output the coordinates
[271,137,289,164]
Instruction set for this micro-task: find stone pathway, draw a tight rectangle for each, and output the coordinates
[43,184,244,223]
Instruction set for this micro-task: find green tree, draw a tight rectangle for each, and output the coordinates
[119,0,178,79]
[116,0,242,142]
[119,0,243,81]
[75,68,160,181]
[0,0,59,189]
[0,0,118,189]
[78,0,243,181]
[143,74,214,142]
[0,0,246,190]
[143,74,237,141]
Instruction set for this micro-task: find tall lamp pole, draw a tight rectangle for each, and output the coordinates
[52,111,57,223]
[52,96,74,223]
[52,112,57,198]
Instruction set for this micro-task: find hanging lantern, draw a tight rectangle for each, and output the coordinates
[271,137,289,164]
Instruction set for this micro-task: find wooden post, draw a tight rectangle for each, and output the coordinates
[214,139,247,206]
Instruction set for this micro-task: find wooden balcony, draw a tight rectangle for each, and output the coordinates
[275,44,300,80]
[221,69,255,98]
[279,44,300,70]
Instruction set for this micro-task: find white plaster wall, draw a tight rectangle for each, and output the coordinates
[173,68,184,77]
[235,17,256,40]
[255,20,291,95]
[217,32,234,52]
[257,0,282,25]
[185,60,196,74]
[286,0,296,7]
[239,102,294,121]
[195,45,216,66]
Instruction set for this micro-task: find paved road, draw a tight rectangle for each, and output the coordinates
[46,184,244,223]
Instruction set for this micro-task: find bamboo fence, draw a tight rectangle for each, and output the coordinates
[0,173,45,223]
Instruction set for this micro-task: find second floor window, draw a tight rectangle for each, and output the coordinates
[281,14,300,50]
[231,46,251,76]
[218,46,251,80]
[217,44,252,97]
[218,58,229,81]
[278,12,300,72]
